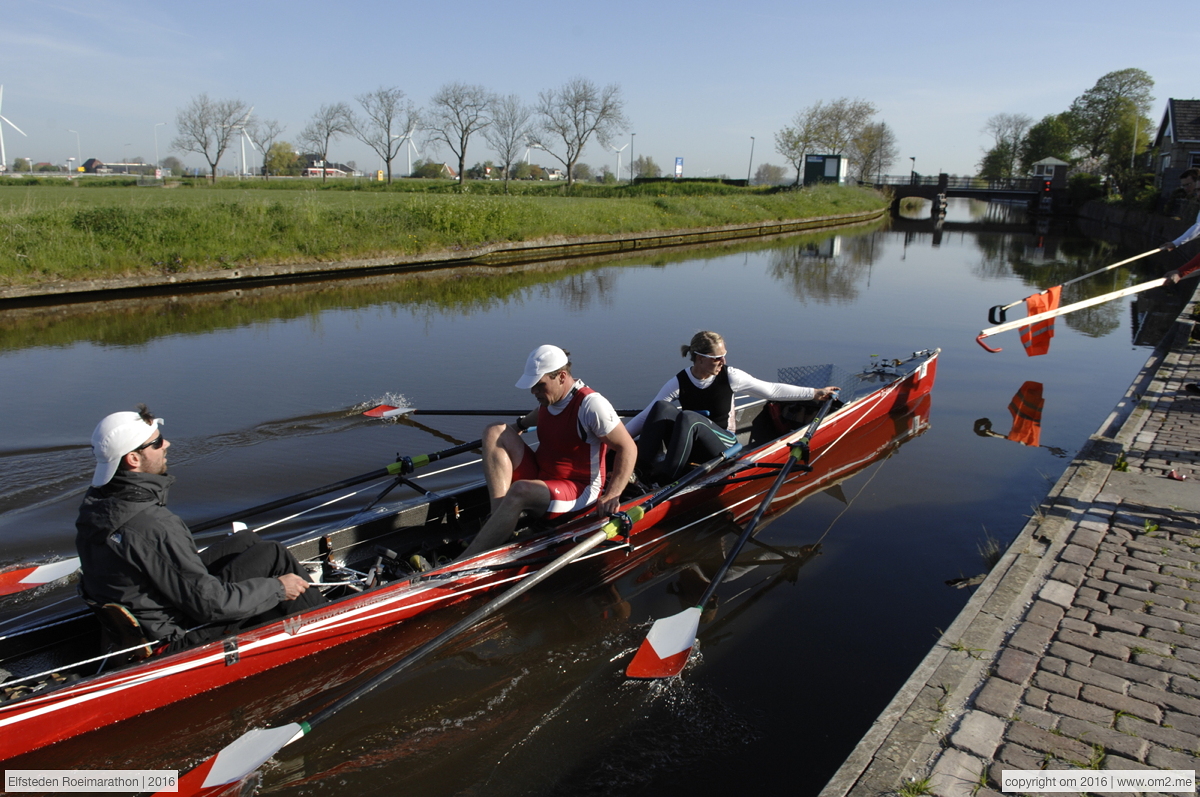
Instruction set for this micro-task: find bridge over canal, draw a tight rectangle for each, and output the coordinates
[871,174,1059,215]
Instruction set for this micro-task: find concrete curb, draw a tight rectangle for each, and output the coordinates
[822,283,1200,797]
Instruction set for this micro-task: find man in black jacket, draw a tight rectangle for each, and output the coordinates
[76,404,323,652]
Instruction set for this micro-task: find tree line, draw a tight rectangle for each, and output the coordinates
[774,98,898,185]
[172,78,630,190]
[977,68,1154,196]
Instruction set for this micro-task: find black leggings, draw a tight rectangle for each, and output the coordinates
[636,401,738,484]
[169,530,324,652]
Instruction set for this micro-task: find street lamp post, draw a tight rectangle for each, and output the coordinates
[68,130,81,171]
[154,122,165,169]
[909,156,916,185]
[747,136,755,185]
[630,133,635,183]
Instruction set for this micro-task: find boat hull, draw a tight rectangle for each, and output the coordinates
[0,349,938,762]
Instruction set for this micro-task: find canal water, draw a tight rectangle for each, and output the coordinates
[0,199,1188,795]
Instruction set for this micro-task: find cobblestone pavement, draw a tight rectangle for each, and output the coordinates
[823,290,1200,797]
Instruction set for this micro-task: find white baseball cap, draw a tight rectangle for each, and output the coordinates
[515,345,569,389]
[91,411,165,487]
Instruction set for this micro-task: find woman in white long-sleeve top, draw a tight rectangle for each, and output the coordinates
[626,331,838,485]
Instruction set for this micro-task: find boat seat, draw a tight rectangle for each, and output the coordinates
[86,601,155,664]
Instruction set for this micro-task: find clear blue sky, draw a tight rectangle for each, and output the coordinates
[3,0,1195,178]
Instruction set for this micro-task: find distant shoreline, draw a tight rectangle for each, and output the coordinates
[0,180,883,304]
[0,208,886,307]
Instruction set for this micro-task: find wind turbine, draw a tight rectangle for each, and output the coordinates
[610,142,628,181]
[231,107,256,177]
[398,126,422,175]
[0,86,29,173]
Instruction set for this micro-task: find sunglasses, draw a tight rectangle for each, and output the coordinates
[694,351,727,361]
[134,434,166,452]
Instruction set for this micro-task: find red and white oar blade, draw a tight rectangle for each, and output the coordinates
[362,404,415,419]
[0,558,80,596]
[625,606,703,679]
[168,723,305,797]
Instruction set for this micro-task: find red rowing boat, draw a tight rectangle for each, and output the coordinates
[0,349,938,764]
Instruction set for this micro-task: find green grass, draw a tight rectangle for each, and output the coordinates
[0,225,855,352]
[0,179,886,286]
[897,777,934,797]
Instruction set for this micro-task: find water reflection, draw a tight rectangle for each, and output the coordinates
[0,198,1189,796]
[973,381,1067,457]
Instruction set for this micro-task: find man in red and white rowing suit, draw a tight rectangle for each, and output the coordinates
[459,345,637,560]
[1161,167,1200,285]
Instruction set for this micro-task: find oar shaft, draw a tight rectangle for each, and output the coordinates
[410,408,641,417]
[979,277,1165,339]
[1059,248,1157,289]
[694,400,832,608]
[402,439,482,470]
[190,468,393,533]
[307,515,629,731]
[174,435,756,789]
[191,439,483,534]
[995,248,1160,315]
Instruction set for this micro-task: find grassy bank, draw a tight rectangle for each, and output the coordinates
[0,179,886,286]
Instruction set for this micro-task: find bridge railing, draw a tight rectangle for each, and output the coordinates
[873,175,1047,191]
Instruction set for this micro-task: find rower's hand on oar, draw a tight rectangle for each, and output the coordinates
[1165,269,1183,284]
[1161,242,1176,252]
[595,492,623,517]
[278,573,310,600]
[814,386,840,401]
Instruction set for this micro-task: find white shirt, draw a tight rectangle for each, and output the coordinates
[625,366,817,436]
[545,379,621,443]
[1172,206,1200,248]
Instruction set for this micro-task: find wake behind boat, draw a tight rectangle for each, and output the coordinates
[0,349,938,765]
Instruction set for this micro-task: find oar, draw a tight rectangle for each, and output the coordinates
[165,441,745,797]
[0,559,83,597]
[976,276,1167,353]
[363,405,640,419]
[625,398,834,679]
[986,248,1159,325]
[190,438,482,533]
[0,441,484,598]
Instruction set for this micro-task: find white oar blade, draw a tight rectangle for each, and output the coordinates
[381,406,416,419]
[170,723,304,796]
[625,606,702,679]
[0,558,80,596]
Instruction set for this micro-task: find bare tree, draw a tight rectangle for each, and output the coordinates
[172,94,249,183]
[484,94,534,194]
[426,82,493,186]
[777,98,878,184]
[850,121,898,182]
[532,78,628,185]
[775,103,823,185]
[350,86,419,184]
[299,102,352,183]
[815,97,877,155]
[982,112,1033,180]
[245,118,285,179]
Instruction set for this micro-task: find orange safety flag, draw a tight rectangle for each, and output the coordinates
[1018,286,1062,357]
[1006,381,1044,448]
